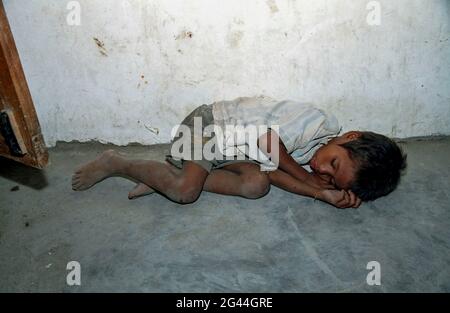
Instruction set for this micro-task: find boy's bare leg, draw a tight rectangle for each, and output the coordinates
[204,163,270,198]
[128,162,270,200]
[128,183,156,199]
[72,150,208,204]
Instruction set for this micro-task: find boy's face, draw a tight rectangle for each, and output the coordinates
[309,131,360,190]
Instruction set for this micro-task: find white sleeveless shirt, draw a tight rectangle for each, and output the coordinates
[211,96,341,170]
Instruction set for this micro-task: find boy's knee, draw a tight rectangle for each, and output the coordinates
[170,179,203,204]
[241,171,270,199]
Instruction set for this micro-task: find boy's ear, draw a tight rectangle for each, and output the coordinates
[331,131,361,144]
[344,131,361,141]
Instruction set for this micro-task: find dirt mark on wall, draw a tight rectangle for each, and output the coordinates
[266,0,279,14]
[175,30,193,40]
[93,37,108,56]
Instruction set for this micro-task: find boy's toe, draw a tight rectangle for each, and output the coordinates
[71,177,79,185]
[71,177,84,190]
[73,182,84,191]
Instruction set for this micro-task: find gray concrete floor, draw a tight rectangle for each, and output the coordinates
[0,138,449,292]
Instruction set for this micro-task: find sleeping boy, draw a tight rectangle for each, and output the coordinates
[72,96,406,208]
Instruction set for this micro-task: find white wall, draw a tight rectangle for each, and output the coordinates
[4,0,450,147]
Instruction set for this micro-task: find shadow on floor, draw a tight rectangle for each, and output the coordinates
[0,156,49,190]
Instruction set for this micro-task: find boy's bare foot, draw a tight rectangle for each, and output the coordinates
[72,150,123,191]
[128,183,155,199]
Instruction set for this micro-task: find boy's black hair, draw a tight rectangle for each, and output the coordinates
[340,131,407,201]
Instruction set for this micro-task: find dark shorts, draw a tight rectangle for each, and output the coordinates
[166,104,258,172]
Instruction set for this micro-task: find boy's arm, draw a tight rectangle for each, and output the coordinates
[268,169,361,209]
[267,168,320,198]
[257,130,332,189]
[258,130,361,208]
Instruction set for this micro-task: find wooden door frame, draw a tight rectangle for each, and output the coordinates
[0,0,48,169]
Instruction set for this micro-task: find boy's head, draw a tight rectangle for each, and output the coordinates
[309,131,407,201]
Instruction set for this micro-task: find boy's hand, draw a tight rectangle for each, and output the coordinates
[319,189,362,209]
